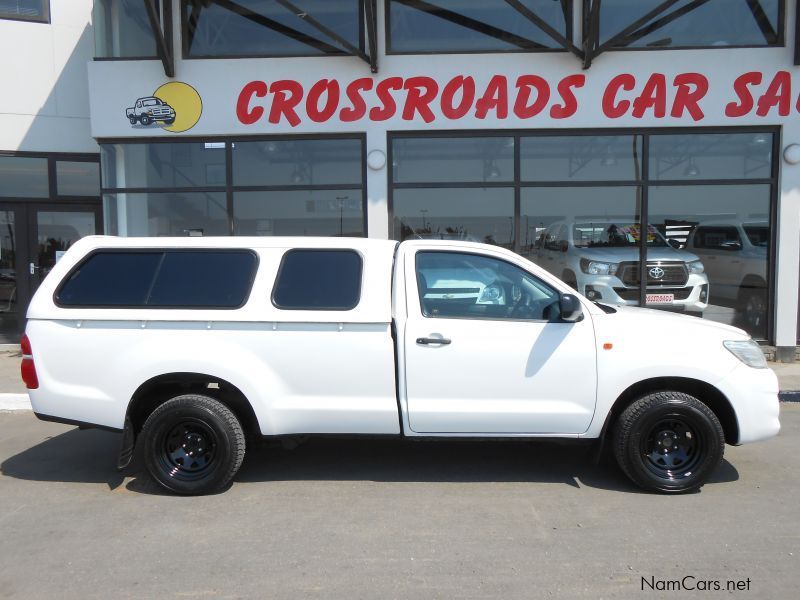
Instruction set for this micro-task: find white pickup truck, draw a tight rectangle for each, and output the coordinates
[22,237,780,495]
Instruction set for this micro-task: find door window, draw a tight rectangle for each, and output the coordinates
[415,251,559,321]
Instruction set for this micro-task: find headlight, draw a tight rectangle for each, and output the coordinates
[688,260,705,274]
[580,258,618,276]
[723,339,767,369]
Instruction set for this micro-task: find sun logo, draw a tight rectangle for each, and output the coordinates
[125,82,202,133]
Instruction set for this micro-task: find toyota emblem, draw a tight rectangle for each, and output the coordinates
[649,267,665,279]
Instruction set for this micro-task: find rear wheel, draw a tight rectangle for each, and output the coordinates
[141,394,245,495]
[128,116,137,125]
[613,391,724,493]
[740,287,767,332]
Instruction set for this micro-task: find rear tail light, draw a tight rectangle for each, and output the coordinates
[20,333,38,390]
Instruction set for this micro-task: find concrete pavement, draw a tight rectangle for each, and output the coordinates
[1,406,798,598]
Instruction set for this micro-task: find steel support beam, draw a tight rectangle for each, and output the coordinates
[144,0,174,78]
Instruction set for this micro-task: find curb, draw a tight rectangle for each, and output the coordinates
[0,393,30,411]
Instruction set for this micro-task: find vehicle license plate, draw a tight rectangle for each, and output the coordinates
[646,293,674,304]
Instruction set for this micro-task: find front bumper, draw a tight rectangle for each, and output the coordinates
[715,362,780,445]
[577,273,709,313]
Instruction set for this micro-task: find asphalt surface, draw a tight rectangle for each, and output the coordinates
[0,406,798,599]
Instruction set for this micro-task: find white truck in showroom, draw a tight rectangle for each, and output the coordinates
[21,237,779,495]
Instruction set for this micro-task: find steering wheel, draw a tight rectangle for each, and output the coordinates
[508,286,537,319]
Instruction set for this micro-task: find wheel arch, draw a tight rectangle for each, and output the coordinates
[600,377,739,446]
[126,372,261,439]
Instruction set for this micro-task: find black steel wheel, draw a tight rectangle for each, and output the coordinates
[741,288,767,331]
[142,395,245,495]
[613,391,724,494]
[140,114,152,126]
[129,116,137,125]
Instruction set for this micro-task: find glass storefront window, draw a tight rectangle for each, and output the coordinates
[649,133,773,180]
[393,137,514,184]
[232,139,362,186]
[388,0,570,53]
[521,135,642,182]
[93,0,160,58]
[0,155,49,198]
[101,143,227,189]
[390,130,776,339]
[521,187,641,296]
[183,0,362,58]
[596,0,782,49]
[0,0,49,22]
[234,190,364,237]
[56,161,101,197]
[101,137,366,238]
[649,184,772,339]
[103,192,229,237]
[392,187,514,248]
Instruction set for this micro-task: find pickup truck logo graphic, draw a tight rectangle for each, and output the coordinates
[125,82,202,133]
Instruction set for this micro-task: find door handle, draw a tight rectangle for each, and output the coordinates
[29,262,39,275]
[416,337,451,345]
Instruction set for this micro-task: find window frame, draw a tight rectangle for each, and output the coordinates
[181,0,366,60]
[98,133,368,238]
[0,0,49,24]
[54,248,259,310]
[388,126,780,341]
[271,248,364,311]
[385,0,574,55]
[92,0,170,62]
[0,151,100,202]
[414,249,561,322]
[587,0,786,53]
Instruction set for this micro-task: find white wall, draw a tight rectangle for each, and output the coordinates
[0,0,98,153]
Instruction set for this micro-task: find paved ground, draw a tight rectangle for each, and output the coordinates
[0,406,798,599]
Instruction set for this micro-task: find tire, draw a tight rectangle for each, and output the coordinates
[164,118,175,125]
[740,288,767,333]
[140,114,152,126]
[128,116,137,125]
[562,270,578,290]
[141,394,245,495]
[613,391,724,494]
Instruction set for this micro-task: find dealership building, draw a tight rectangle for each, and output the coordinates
[1,0,799,358]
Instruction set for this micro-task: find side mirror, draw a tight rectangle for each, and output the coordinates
[559,240,569,253]
[560,293,584,322]
[667,239,681,249]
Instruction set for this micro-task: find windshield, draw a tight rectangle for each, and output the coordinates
[744,226,769,248]
[573,223,667,248]
[142,99,161,106]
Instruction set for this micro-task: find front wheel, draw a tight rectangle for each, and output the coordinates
[613,391,724,494]
[141,394,245,495]
[139,114,152,126]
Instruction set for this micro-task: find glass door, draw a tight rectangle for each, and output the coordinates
[0,207,22,342]
[0,203,101,343]
[28,205,101,303]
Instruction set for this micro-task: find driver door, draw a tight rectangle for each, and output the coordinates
[403,249,598,434]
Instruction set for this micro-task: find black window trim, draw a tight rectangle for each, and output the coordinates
[53,248,260,310]
[97,133,369,238]
[414,249,561,323]
[181,0,367,61]
[583,0,786,60]
[388,125,779,343]
[385,0,574,55]
[271,248,364,311]
[91,0,171,62]
[0,0,50,24]
[0,150,101,202]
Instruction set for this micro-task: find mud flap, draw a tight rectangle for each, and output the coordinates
[117,417,136,470]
